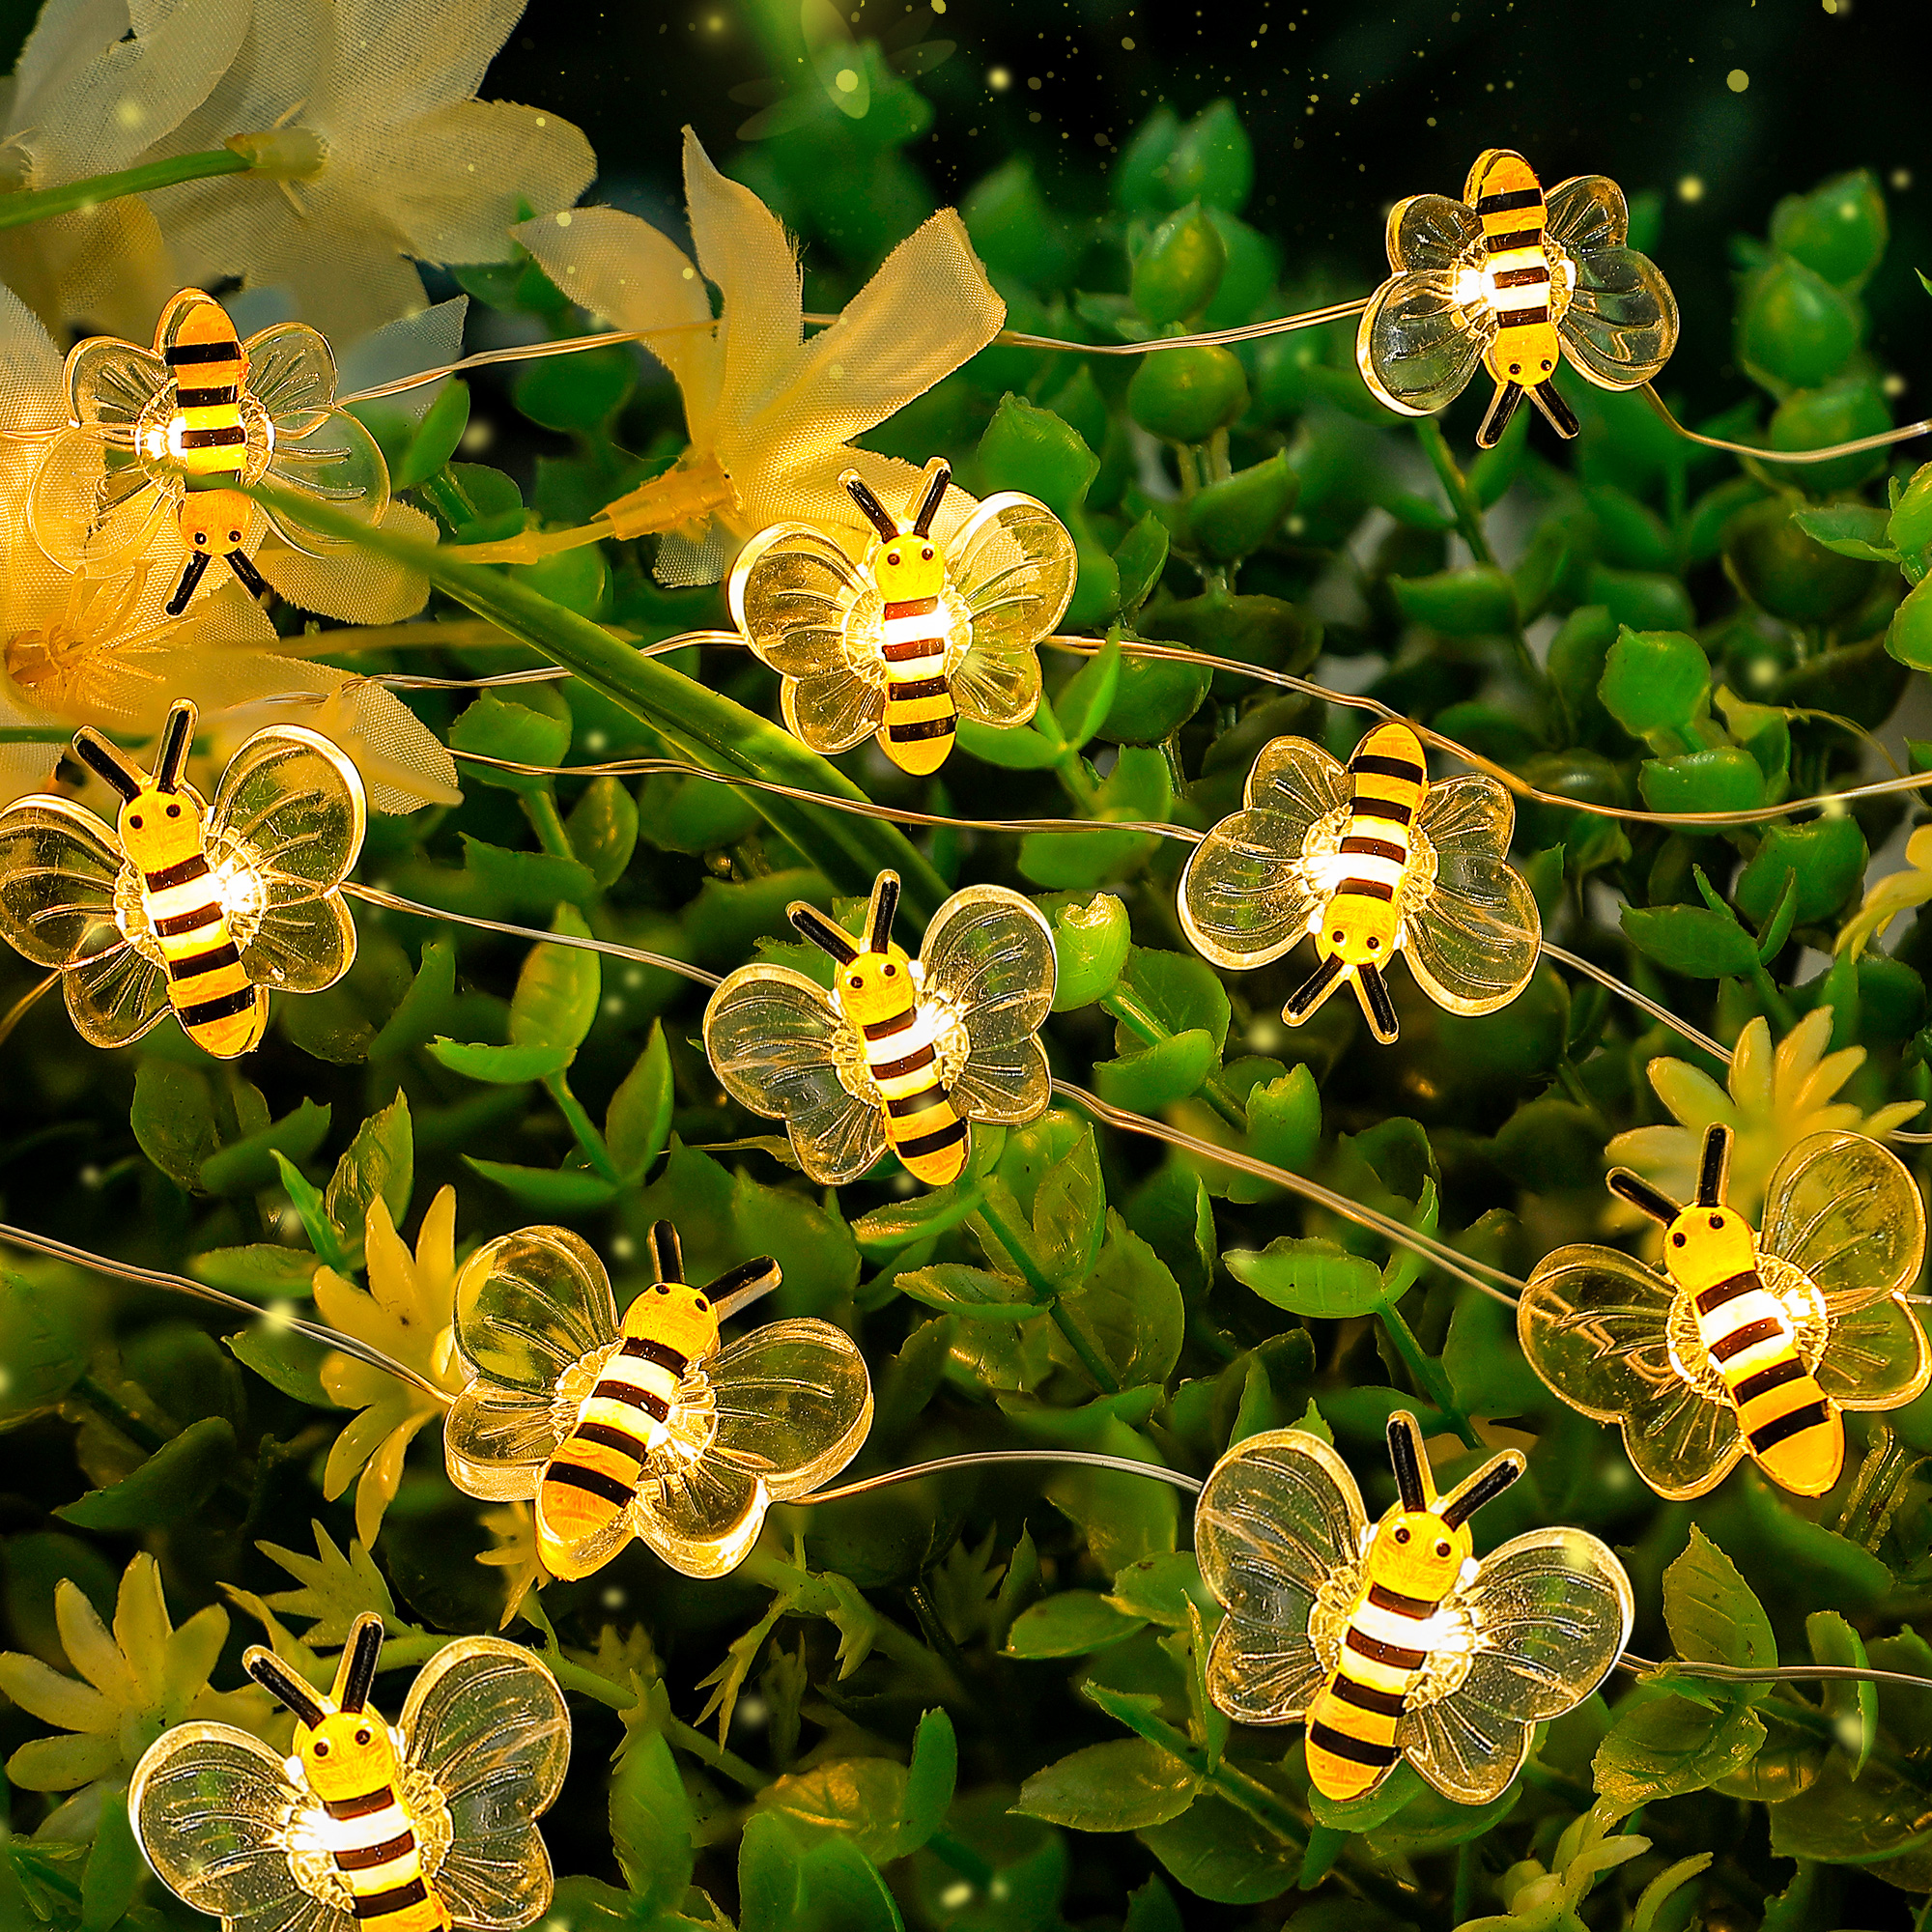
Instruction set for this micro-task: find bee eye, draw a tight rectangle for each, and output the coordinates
[193,532,207,545]
[355,1728,370,1746]
[922,546,933,560]
[1436,1541,1451,1557]
[1710,1213,1723,1229]
[883,962,895,976]
[313,1741,329,1757]
[887,551,900,565]
[1393,1525,1409,1544]
[656,1284,669,1294]
[849,975,864,988]
[1509,361,1521,375]
[1671,1232,1687,1247]
[694,1297,708,1312]
[1366,936,1378,950]
[166,803,180,817]
[128,815,142,829]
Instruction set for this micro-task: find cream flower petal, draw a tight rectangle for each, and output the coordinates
[113,1556,172,1709]
[253,501,436,627]
[1725,1016,1775,1116]
[355,1408,431,1548]
[53,1581,135,1705]
[6,1731,124,1792]
[324,1401,404,1498]
[0,1655,115,1735]
[1644,1058,1730,1132]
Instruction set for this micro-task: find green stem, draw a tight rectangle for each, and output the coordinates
[1094,1692,1307,1849]
[544,1070,619,1180]
[1375,1296,1478,1449]
[1747,957,1799,1033]
[0,149,249,231]
[734,1551,962,1696]
[1099,983,1249,1131]
[521,786,576,863]
[973,1193,1120,1394]
[924,1828,997,1888]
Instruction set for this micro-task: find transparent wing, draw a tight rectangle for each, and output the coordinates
[1196,1429,1365,1726]
[1546,173,1678,390]
[1544,175,1632,257]
[242,895,357,997]
[260,410,391,554]
[1179,738,1350,969]
[951,493,1078,655]
[1402,1529,1634,1806]
[27,426,169,572]
[129,1723,345,1932]
[444,1382,564,1501]
[1357,269,1493,416]
[729,522,871,680]
[213,725,368,894]
[921,887,1056,1124]
[781,667,884,756]
[66,335,172,438]
[1820,1294,1931,1411]
[405,1638,569,1932]
[71,939,172,1048]
[702,967,887,1184]
[1520,1247,1743,1500]
[951,639,1042,731]
[1406,776,1540,1015]
[245,322,341,436]
[1760,1132,1926,1310]
[633,1450,766,1580]
[1385,192,1485,272]
[453,1226,618,1394]
[0,799,126,968]
[708,1318,874,1499]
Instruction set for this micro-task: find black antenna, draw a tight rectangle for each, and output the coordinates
[1477,382,1525,450]
[788,902,860,966]
[71,729,144,803]
[1284,953,1345,1021]
[1386,1413,1429,1513]
[1356,962,1400,1043]
[1437,1451,1525,1530]
[650,1220,684,1285]
[154,701,196,793]
[1607,1168,1680,1225]
[840,469,898,542]
[335,1613,384,1715]
[1696,1125,1732,1209]
[868,872,900,953]
[243,1648,328,1730]
[164,550,211,617]
[704,1256,780,1310]
[910,458,951,537]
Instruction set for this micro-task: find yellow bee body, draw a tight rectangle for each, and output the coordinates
[1467,151,1577,445]
[850,463,960,773]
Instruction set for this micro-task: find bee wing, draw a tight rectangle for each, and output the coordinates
[1520,1246,1744,1499]
[453,1226,619,1394]
[951,493,1078,654]
[0,798,127,968]
[260,409,391,554]
[951,639,1042,732]
[1544,175,1632,255]
[781,667,885,756]
[404,1637,570,1932]
[67,938,173,1048]
[66,334,171,438]
[244,321,341,435]
[1761,1131,1926,1310]
[921,886,1056,1124]
[1196,1429,1366,1726]
[1357,269,1494,416]
[632,1446,766,1579]
[1385,192,1484,272]
[129,1722,349,1932]
[707,1317,875,1498]
[1400,1529,1634,1806]
[1545,176,1677,393]
[702,966,886,1184]
[444,1382,565,1501]
[729,521,871,680]
[28,426,169,572]
[1179,735,1349,970]
[1818,1294,1931,1412]
[1404,776,1540,1015]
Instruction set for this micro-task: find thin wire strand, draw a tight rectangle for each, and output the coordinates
[1641,384,1932,466]
[798,1449,1206,1503]
[802,298,1374,357]
[1538,941,1729,1060]
[336,326,710,406]
[1618,1651,1932,1691]
[0,1223,443,1398]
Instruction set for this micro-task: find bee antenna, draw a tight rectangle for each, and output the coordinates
[71,729,144,803]
[650,1220,685,1285]
[242,1647,329,1730]
[1696,1125,1732,1209]
[868,872,900,953]
[1385,1412,1430,1513]
[705,1255,782,1320]
[334,1613,384,1715]
[1437,1451,1525,1530]
[840,469,898,542]
[788,902,860,966]
[910,458,951,538]
[154,700,196,793]
[1606,1168,1681,1225]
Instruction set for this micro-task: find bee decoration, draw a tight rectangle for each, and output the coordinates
[1520,1125,1930,1501]
[1357,149,1679,447]
[1178,721,1540,1045]
[128,1611,570,1932]
[442,1219,873,1581]
[1197,1412,1633,1805]
[728,457,1077,775]
[0,697,365,1058]
[703,868,1056,1188]
[27,288,390,613]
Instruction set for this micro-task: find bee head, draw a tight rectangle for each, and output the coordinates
[72,702,203,868]
[246,1613,397,1802]
[1316,893,1399,971]
[1366,1414,1522,1601]
[844,461,950,603]
[175,486,252,556]
[1609,1125,1753,1291]
[789,873,916,1030]
[621,1221,722,1359]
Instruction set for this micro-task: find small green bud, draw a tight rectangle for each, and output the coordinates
[1599,627,1710,739]
[1131,202,1227,325]
[1734,817,1868,927]
[1768,378,1891,493]
[1736,257,1861,391]
[1724,496,1876,623]
[1126,343,1248,441]
[1186,453,1298,560]
[1390,567,1518,637]
[1888,463,1932,558]
[1168,99,1253,211]
[1769,169,1888,289]
[1114,104,1180,210]
[1050,895,1133,1011]
[977,391,1098,516]
[1637,747,1766,817]
[1888,575,1932,669]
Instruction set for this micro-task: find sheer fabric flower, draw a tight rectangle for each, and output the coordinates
[514,126,1005,584]
[136,0,595,340]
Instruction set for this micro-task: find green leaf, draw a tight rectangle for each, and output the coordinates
[1094,1029,1218,1111]
[1114,514,1170,615]
[1792,501,1900,564]
[1389,566,1517,635]
[1049,893,1132,1011]
[225,1326,331,1406]
[1015,1738,1202,1831]
[1137,1788,1299,1905]
[129,1060,219,1192]
[758,1756,923,1866]
[955,718,1066,769]
[464,1158,623,1211]
[1226,1237,1386,1318]
[191,1244,322,1298]
[56,1417,237,1530]
[80,1791,141,1931]
[449,692,572,795]
[1806,1610,1876,1778]
[324,1092,413,1254]
[430,907,599,1081]
[1362,1782,1520,1858]
[611,1725,695,1913]
[1018,747,1175,887]
[606,1024,674,1178]
[900,1709,957,1856]
[1054,1214,1185,1389]
[1005,1591,1148,1658]
[514,343,636,431]
[850,1181,988,1262]
[369,940,457,1061]
[457,835,600,910]
[0,1271,95,1422]
[1664,1524,1777,1675]
[198,1099,332,1197]
[566,776,640,889]
[1621,901,1761,979]
[1057,633,1124,750]
[1600,626,1710,737]
[896,1264,1050,1321]
[738,1811,903,1932]
[1117,946,1231,1052]
[392,380,470,492]
[1594,1693,1768,1805]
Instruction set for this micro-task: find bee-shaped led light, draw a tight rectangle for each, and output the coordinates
[728,458,1077,775]
[443,1219,872,1580]
[704,869,1056,1187]
[1197,1413,1632,1804]
[1520,1125,1929,1501]
[1178,721,1539,1045]
[0,698,364,1057]
[27,288,389,612]
[129,1612,569,1932]
[1357,149,1679,447]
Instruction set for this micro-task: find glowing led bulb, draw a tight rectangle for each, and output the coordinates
[129,1612,569,1932]
[1356,148,1679,447]
[0,698,365,1057]
[728,458,1076,775]
[703,869,1057,1186]
[1196,1412,1633,1804]
[1520,1124,1930,1500]
[27,288,389,612]
[443,1219,873,1580]
[1178,721,1539,1044]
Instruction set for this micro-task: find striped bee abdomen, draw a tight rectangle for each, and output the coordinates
[1304,1581,1437,1801]
[537,1337,690,1546]
[877,594,957,775]
[164,301,248,483]
[1472,154,1557,384]
[1692,1269,1843,1495]
[322,1782,448,1930]
[865,997,968,1187]
[144,851,265,1057]
[1336,722,1426,907]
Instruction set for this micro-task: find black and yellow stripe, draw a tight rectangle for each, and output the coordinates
[1691,1267,1842,1493]
[878,595,957,772]
[1303,1578,1439,1800]
[538,1337,691,1546]
[320,1783,447,1931]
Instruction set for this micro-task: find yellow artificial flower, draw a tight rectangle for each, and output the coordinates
[1605,1006,1922,1222]
[476,1501,549,1630]
[135,0,596,340]
[510,125,1005,584]
[0,1555,267,1819]
[314,1186,466,1548]
[0,0,248,337]
[1837,823,1932,960]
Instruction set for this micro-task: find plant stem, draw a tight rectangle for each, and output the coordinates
[544,1070,619,1180]
[1375,1295,1479,1448]
[0,149,249,230]
[925,1828,997,1887]
[521,787,577,863]
[70,1373,169,1455]
[1100,983,1249,1131]
[972,1193,1120,1394]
